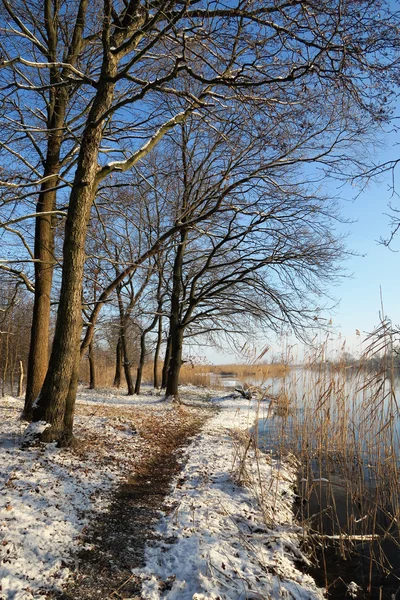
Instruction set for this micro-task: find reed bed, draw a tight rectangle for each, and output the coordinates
[257,322,400,597]
[79,358,289,390]
[179,362,289,388]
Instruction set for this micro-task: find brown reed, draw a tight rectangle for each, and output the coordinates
[258,323,400,596]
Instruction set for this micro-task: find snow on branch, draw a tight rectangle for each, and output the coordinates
[0,173,65,189]
[95,109,191,183]
[0,57,95,86]
[0,211,67,227]
[0,265,35,293]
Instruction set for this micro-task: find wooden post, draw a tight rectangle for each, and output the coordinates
[18,360,24,397]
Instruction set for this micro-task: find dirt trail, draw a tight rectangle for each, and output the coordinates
[55,405,211,600]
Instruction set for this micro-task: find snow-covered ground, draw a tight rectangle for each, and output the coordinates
[137,394,325,600]
[0,388,325,599]
[0,389,185,600]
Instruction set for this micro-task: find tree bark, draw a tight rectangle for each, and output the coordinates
[41,342,81,446]
[61,347,81,447]
[88,341,96,389]
[32,51,118,440]
[121,328,135,395]
[161,334,172,389]
[153,315,162,389]
[165,325,184,401]
[23,155,59,419]
[134,331,147,395]
[113,336,123,387]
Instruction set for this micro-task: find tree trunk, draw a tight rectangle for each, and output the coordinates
[113,336,123,387]
[25,0,92,420]
[121,326,134,395]
[32,59,118,441]
[24,11,79,418]
[161,334,172,389]
[153,315,162,389]
[88,342,96,389]
[164,130,190,401]
[135,307,159,394]
[165,325,184,401]
[134,331,147,395]
[61,348,81,447]
[32,174,97,439]
[24,169,58,419]
[41,343,81,447]
[165,227,188,401]
[116,286,135,395]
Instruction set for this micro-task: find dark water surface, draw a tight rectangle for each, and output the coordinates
[253,411,400,598]
[249,369,400,599]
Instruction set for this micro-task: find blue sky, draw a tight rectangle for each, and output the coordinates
[204,126,400,364]
[328,142,400,349]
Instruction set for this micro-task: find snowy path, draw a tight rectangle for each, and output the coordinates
[0,390,202,600]
[0,389,325,599]
[137,395,325,599]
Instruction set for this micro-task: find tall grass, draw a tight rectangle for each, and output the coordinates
[80,358,289,390]
[257,322,400,596]
[179,362,289,388]
[79,356,160,388]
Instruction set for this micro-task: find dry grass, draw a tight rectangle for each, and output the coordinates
[259,323,400,595]
[212,363,289,377]
[268,390,291,417]
[79,357,289,390]
[179,362,289,388]
[79,357,159,388]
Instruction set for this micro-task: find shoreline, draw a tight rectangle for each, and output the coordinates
[137,392,325,599]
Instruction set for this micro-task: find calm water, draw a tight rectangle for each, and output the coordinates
[247,368,400,599]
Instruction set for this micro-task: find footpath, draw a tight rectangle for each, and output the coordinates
[0,388,324,600]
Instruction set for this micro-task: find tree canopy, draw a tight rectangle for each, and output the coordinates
[0,0,399,442]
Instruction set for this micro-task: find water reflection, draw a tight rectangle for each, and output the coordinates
[247,368,400,599]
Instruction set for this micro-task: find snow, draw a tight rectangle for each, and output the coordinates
[0,389,325,599]
[346,581,361,598]
[137,394,325,599]
[0,392,149,599]
[21,421,50,446]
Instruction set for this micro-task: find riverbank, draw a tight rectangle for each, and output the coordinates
[136,393,324,600]
[1,387,325,599]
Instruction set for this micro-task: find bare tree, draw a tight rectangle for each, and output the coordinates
[0,0,397,443]
[134,257,166,394]
[83,196,155,392]
[158,123,346,400]
[0,0,100,418]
